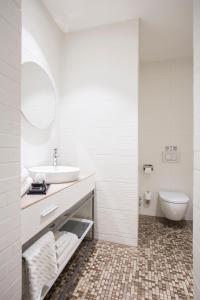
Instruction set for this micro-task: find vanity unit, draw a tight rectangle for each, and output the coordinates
[21,173,95,299]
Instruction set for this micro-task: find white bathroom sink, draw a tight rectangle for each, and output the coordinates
[29,166,80,184]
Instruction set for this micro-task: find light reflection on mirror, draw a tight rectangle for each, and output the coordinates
[21,62,56,129]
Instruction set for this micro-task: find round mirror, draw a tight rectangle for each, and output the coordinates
[22,62,56,129]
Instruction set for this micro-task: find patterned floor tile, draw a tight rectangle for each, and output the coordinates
[45,216,193,300]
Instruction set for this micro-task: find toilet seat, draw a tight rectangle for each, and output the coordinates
[159,191,189,204]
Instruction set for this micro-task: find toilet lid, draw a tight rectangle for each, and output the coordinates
[159,191,189,204]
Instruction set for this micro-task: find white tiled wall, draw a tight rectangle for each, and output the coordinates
[21,0,63,167]
[0,0,21,299]
[193,0,200,298]
[139,59,193,219]
[59,20,139,246]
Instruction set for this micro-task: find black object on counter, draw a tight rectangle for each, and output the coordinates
[27,181,50,195]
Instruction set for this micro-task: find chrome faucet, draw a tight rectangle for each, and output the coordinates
[53,148,59,167]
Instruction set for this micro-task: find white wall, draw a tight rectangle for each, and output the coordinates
[139,59,193,219]
[21,0,63,168]
[0,0,21,299]
[59,20,139,246]
[193,0,200,298]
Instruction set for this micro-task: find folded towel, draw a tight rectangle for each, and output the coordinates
[21,167,29,183]
[56,234,78,258]
[23,231,58,300]
[54,231,78,249]
[56,242,69,258]
[57,238,78,269]
[21,177,33,196]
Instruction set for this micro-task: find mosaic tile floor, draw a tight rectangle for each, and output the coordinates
[45,216,193,300]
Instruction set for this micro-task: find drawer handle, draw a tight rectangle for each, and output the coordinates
[41,205,58,217]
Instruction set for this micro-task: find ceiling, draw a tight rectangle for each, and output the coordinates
[41,0,193,62]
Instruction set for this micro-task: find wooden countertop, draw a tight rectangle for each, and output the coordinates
[21,173,95,210]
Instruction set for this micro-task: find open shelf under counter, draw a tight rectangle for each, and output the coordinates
[57,217,93,273]
[41,217,94,300]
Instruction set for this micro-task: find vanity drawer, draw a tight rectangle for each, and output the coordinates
[21,175,95,244]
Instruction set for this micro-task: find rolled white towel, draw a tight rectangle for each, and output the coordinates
[21,167,29,183]
[54,231,77,249]
[21,177,33,196]
[57,238,78,269]
[56,235,77,258]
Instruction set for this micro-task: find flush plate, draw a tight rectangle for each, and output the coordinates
[162,151,180,163]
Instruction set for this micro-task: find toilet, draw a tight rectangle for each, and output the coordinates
[159,191,189,221]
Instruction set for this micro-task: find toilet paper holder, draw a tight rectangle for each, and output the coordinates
[143,164,154,172]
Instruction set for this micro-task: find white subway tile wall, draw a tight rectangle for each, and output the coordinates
[193,0,200,298]
[59,20,139,246]
[0,0,21,299]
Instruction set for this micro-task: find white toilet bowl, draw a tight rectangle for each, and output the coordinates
[159,191,189,221]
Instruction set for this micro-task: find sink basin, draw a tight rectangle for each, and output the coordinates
[29,166,80,184]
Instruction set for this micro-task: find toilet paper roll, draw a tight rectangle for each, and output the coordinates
[144,167,152,175]
[144,191,152,201]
